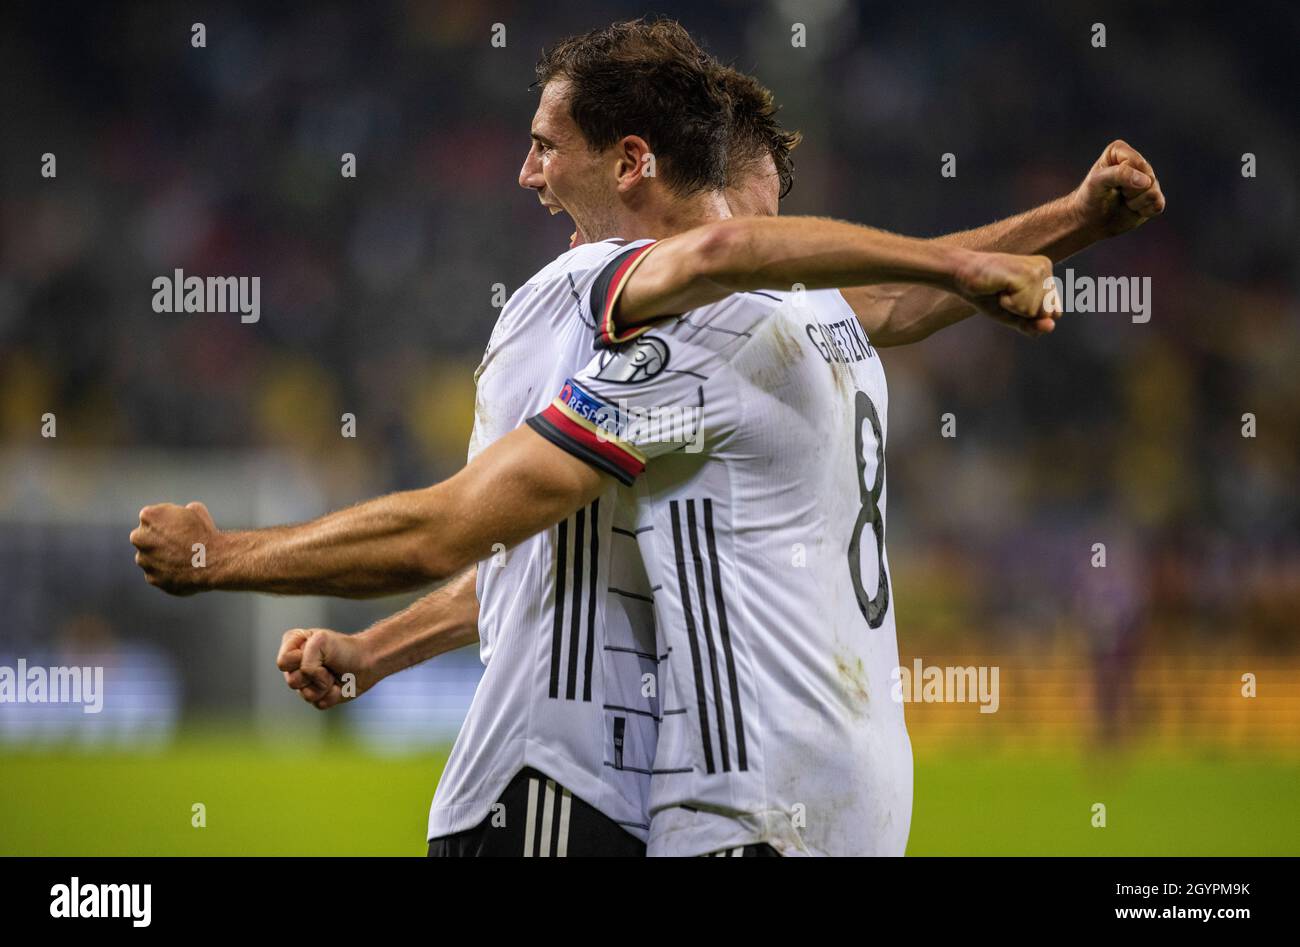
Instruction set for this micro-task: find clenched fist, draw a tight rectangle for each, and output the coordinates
[277,627,377,710]
[952,250,1060,337]
[1070,139,1166,238]
[130,501,220,595]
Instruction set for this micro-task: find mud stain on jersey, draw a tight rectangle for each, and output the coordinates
[834,652,871,718]
[831,359,854,399]
[825,337,855,399]
[468,392,492,459]
[745,313,805,394]
[770,313,803,371]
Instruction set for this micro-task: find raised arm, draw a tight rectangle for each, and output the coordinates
[838,201,1083,346]
[840,140,1166,346]
[130,427,610,597]
[610,215,1059,338]
[610,140,1163,347]
[276,566,481,710]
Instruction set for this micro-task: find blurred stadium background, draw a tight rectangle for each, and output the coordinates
[1,0,1297,855]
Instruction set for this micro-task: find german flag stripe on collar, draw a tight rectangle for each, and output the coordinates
[591,241,662,347]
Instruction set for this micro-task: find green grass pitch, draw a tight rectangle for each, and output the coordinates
[2,734,1296,855]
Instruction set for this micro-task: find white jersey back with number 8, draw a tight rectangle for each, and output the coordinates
[529,274,911,857]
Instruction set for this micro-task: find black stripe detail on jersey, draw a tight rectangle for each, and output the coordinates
[746,290,781,301]
[566,272,596,329]
[565,507,586,700]
[603,703,660,721]
[604,645,656,659]
[704,498,748,770]
[588,244,646,326]
[612,525,655,537]
[675,315,753,340]
[604,761,693,776]
[548,518,569,699]
[612,716,625,769]
[608,587,653,603]
[687,499,731,771]
[547,504,600,703]
[527,415,636,486]
[583,499,599,702]
[670,500,716,774]
[605,760,648,774]
[676,309,769,357]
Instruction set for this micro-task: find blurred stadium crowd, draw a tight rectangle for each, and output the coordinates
[0,1,1296,747]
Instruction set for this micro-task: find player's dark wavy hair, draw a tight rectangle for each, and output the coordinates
[716,65,802,200]
[534,18,731,197]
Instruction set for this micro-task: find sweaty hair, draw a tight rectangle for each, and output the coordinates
[534,18,731,196]
[716,65,802,199]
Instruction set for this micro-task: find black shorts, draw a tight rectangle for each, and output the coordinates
[700,844,781,857]
[427,767,645,857]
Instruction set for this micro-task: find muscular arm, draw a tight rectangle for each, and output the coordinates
[608,215,1056,345]
[614,141,1164,347]
[358,566,481,676]
[277,566,482,709]
[836,141,1165,346]
[614,215,974,323]
[841,197,1086,346]
[132,427,609,596]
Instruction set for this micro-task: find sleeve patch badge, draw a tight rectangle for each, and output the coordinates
[593,336,670,384]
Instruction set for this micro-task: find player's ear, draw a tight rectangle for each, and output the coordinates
[614,135,654,192]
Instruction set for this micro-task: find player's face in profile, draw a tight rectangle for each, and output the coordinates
[519,79,610,246]
[725,151,780,218]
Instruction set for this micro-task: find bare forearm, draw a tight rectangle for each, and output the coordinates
[619,216,967,322]
[138,425,604,599]
[713,216,968,291]
[206,489,446,596]
[851,196,1092,346]
[933,194,1092,259]
[359,567,480,680]
[209,429,602,597]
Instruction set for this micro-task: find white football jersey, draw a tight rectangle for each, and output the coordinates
[528,264,911,856]
[428,239,660,842]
